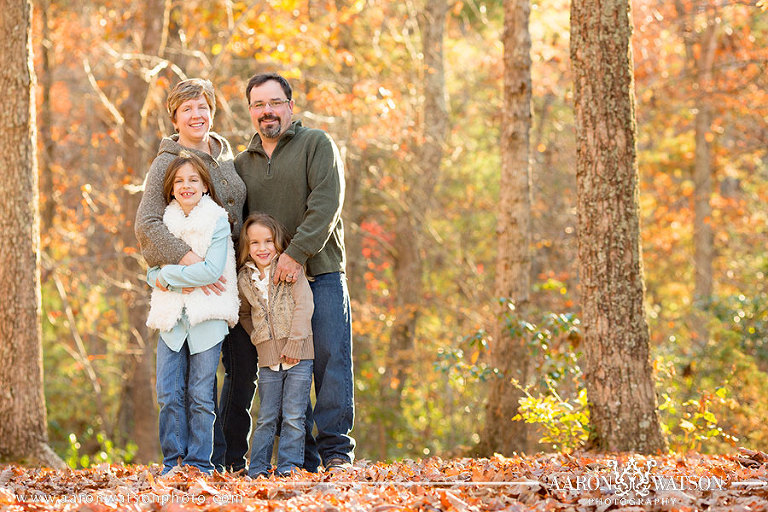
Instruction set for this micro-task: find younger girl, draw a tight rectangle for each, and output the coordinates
[237,213,314,478]
[145,151,239,475]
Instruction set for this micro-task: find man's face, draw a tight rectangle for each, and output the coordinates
[248,80,294,141]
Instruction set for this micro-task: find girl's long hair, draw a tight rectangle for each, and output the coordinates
[237,213,291,269]
[161,151,223,207]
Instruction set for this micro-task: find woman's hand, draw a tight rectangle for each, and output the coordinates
[179,250,226,295]
[201,275,227,295]
[179,250,203,265]
[282,356,300,365]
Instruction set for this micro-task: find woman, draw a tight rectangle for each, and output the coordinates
[134,78,257,472]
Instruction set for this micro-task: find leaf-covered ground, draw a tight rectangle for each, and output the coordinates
[2,450,768,511]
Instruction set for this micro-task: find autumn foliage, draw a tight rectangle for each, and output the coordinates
[4,451,768,511]
[22,0,768,474]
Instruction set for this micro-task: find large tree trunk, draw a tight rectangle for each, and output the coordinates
[0,0,64,468]
[570,0,667,452]
[114,0,170,463]
[477,0,533,457]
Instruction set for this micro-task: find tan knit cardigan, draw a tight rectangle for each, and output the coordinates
[237,264,314,367]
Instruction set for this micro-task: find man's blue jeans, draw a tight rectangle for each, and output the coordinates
[214,323,258,471]
[156,338,222,474]
[304,272,356,471]
[249,360,313,477]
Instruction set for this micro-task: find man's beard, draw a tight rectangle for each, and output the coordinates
[259,115,282,139]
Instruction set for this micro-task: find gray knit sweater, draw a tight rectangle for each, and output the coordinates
[135,132,246,267]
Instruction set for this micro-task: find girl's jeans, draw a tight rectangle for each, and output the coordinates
[248,359,313,477]
[156,339,222,474]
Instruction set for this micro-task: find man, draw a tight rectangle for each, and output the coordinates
[234,73,355,472]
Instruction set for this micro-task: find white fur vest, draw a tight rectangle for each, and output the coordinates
[146,195,239,331]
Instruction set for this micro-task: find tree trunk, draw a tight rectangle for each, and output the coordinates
[386,0,449,405]
[333,0,365,298]
[0,0,64,468]
[570,0,667,452]
[38,0,55,234]
[692,16,718,343]
[114,0,170,463]
[675,1,718,344]
[477,0,533,457]
[693,105,713,303]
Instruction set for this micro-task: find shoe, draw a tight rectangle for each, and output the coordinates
[158,465,185,481]
[324,457,352,473]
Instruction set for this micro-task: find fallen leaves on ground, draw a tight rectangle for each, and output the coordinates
[1,451,768,511]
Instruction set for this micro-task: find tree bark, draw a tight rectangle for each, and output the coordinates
[114,0,170,463]
[570,0,667,452]
[692,16,717,335]
[0,0,64,468]
[477,0,533,457]
[675,1,718,343]
[39,0,55,233]
[386,0,449,404]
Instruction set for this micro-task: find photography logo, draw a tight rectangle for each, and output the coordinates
[548,457,726,506]
[607,458,656,498]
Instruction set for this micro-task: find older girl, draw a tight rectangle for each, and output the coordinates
[146,152,239,475]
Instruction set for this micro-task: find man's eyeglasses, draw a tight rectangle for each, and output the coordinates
[249,99,290,113]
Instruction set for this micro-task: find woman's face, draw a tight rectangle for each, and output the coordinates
[173,96,211,147]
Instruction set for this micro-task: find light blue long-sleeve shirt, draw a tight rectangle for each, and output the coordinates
[146,216,230,354]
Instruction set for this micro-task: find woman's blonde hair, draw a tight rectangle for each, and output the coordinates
[161,151,223,207]
[166,78,216,123]
[237,213,291,268]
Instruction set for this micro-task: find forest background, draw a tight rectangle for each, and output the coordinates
[30,0,768,468]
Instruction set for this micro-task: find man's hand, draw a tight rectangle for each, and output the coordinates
[273,252,302,284]
[282,356,300,365]
[155,278,169,291]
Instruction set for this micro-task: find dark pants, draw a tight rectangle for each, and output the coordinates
[212,323,258,471]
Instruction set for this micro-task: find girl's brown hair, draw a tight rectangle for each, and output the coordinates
[161,151,223,208]
[237,213,291,268]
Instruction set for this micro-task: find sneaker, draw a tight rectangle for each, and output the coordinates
[158,465,185,481]
[324,457,352,473]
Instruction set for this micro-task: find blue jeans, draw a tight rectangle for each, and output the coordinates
[249,360,313,477]
[304,272,356,471]
[216,323,258,471]
[156,338,222,474]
